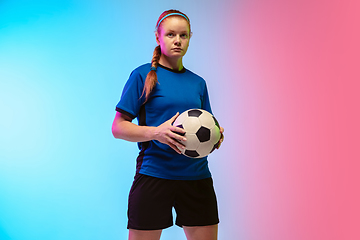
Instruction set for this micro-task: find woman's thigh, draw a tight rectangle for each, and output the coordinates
[128,229,162,240]
[183,224,218,240]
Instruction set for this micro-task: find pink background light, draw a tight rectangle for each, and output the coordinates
[212,0,360,239]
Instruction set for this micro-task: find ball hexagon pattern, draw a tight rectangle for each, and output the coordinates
[172,109,221,158]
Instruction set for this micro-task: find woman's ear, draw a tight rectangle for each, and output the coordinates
[155,32,160,45]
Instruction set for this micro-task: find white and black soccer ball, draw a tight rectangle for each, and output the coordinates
[173,109,221,158]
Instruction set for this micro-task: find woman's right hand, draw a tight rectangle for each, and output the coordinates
[153,112,187,154]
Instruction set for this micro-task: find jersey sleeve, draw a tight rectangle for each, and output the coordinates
[201,81,213,114]
[116,69,146,119]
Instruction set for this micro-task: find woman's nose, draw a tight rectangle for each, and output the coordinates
[174,35,181,45]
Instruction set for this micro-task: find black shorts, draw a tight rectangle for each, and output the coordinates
[127,173,219,230]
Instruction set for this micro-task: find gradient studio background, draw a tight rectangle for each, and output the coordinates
[1,0,359,240]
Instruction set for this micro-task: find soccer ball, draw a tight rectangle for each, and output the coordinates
[173,109,221,158]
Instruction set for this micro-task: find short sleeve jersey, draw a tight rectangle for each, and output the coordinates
[116,63,213,180]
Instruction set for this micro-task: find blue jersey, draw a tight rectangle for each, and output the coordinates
[116,63,213,180]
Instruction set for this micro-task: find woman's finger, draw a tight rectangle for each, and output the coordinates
[216,129,224,149]
[170,127,186,140]
[220,126,224,133]
[169,112,180,124]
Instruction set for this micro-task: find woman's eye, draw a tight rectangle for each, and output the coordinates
[181,34,188,38]
[167,33,174,37]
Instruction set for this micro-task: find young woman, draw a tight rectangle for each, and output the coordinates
[112,9,224,240]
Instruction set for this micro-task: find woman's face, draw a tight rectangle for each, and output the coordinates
[156,16,191,60]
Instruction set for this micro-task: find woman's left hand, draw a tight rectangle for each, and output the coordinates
[216,127,224,149]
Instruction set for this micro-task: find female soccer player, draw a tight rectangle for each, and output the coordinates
[112,9,224,240]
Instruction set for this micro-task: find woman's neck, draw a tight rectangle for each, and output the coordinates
[158,55,183,71]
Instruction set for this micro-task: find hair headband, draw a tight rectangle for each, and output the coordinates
[156,13,189,29]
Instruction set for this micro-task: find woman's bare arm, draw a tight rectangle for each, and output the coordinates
[111,111,186,153]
